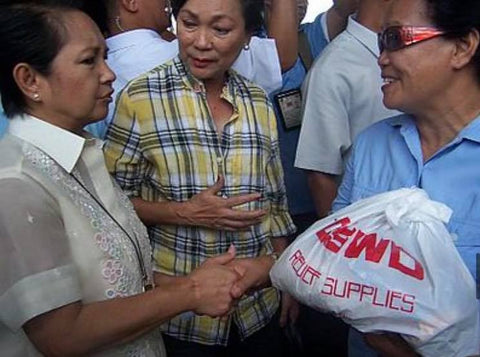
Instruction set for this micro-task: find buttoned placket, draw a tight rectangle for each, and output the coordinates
[194,78,239,200]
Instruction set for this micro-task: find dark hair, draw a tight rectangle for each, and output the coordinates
[426,0,480,78]
[171,0,264,33]
[78,0,110,35]
[0,1,78,118]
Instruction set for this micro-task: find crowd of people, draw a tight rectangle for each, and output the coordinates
[0,0,479,356]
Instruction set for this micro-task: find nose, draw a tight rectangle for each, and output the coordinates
[101,60,116,84]
[378,49,389,68]
[194,27,212,50]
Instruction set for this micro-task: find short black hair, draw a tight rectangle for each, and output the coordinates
[172,0,264,34]
[426,0,480,80]
[0,1,79,117]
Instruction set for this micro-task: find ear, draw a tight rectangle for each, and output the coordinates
[120,0,139,13]
[451,29,480,70]
[12,63,43,102]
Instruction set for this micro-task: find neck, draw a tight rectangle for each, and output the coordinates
[108,16,127,36]
[415,78,480,159]
[203,75,227,95]
[356,0,387,33]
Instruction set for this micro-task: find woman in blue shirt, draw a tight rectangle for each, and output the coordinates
[334,0,480,355]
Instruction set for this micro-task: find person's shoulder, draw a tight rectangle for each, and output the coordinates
[0,134,25,162]
[229,70,269,101]
[306,35,352,81]
[0,135,54,185]
[123,57,180,97]
[310,28,359,67]
[326,29,366,59]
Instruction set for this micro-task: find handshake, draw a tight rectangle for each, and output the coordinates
[155,245,276,318]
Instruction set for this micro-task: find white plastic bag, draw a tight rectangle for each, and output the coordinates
[271,188,479,356]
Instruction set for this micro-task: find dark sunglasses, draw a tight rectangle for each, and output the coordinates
[378,26,446,52]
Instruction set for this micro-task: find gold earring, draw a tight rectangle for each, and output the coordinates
[114,16,125,32]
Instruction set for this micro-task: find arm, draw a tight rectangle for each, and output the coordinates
[265,0,298,71]
[306,170,338,218]
[331,146,355,212]
[24,249,239,357]
[0,178,238,356]
[265,103,299,326]
[363,333,419,357]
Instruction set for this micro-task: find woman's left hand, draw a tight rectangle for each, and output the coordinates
[279,292,300,327]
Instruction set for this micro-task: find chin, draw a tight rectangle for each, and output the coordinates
[89,111,108,123]
[189,69,214,81]
[382,95,401,111]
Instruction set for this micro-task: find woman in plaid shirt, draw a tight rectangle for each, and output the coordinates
[104,0,299,355]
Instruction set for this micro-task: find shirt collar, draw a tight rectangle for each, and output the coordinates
[174,56,237,99]
[457,115,480,143]
[106,29,166,53]
[387,113,480,143]
[172,56,239,121]
[387,113,415,127]
[346,15,380,57]
[8,114,91,173]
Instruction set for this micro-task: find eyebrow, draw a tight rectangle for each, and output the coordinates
[78,45,107,54]
[179,8,235,23]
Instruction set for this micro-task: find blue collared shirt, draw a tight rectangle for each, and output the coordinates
[334,113,480,282]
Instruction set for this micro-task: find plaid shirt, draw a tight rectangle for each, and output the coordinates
[104,56,296,345]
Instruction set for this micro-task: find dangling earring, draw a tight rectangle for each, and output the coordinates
[114,16,125,32]
[164,0,172,15]
[243,43,250,51]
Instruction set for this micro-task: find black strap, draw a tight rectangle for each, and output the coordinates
[298,31,314,71]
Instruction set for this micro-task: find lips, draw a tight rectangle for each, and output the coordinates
[98,89,114,101]
[381,73,399,89]
[191,57,214,69]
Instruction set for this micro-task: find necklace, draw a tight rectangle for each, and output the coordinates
[70,173,153,292]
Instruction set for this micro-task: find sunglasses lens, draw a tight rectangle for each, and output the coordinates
[379,27,405,52]
[385,28,403,51]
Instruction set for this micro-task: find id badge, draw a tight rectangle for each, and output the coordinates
[274,88,302,130]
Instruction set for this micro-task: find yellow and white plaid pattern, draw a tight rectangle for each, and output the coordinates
[104,56,296,345]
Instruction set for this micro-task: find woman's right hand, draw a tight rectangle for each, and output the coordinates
[188,245,241,316]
